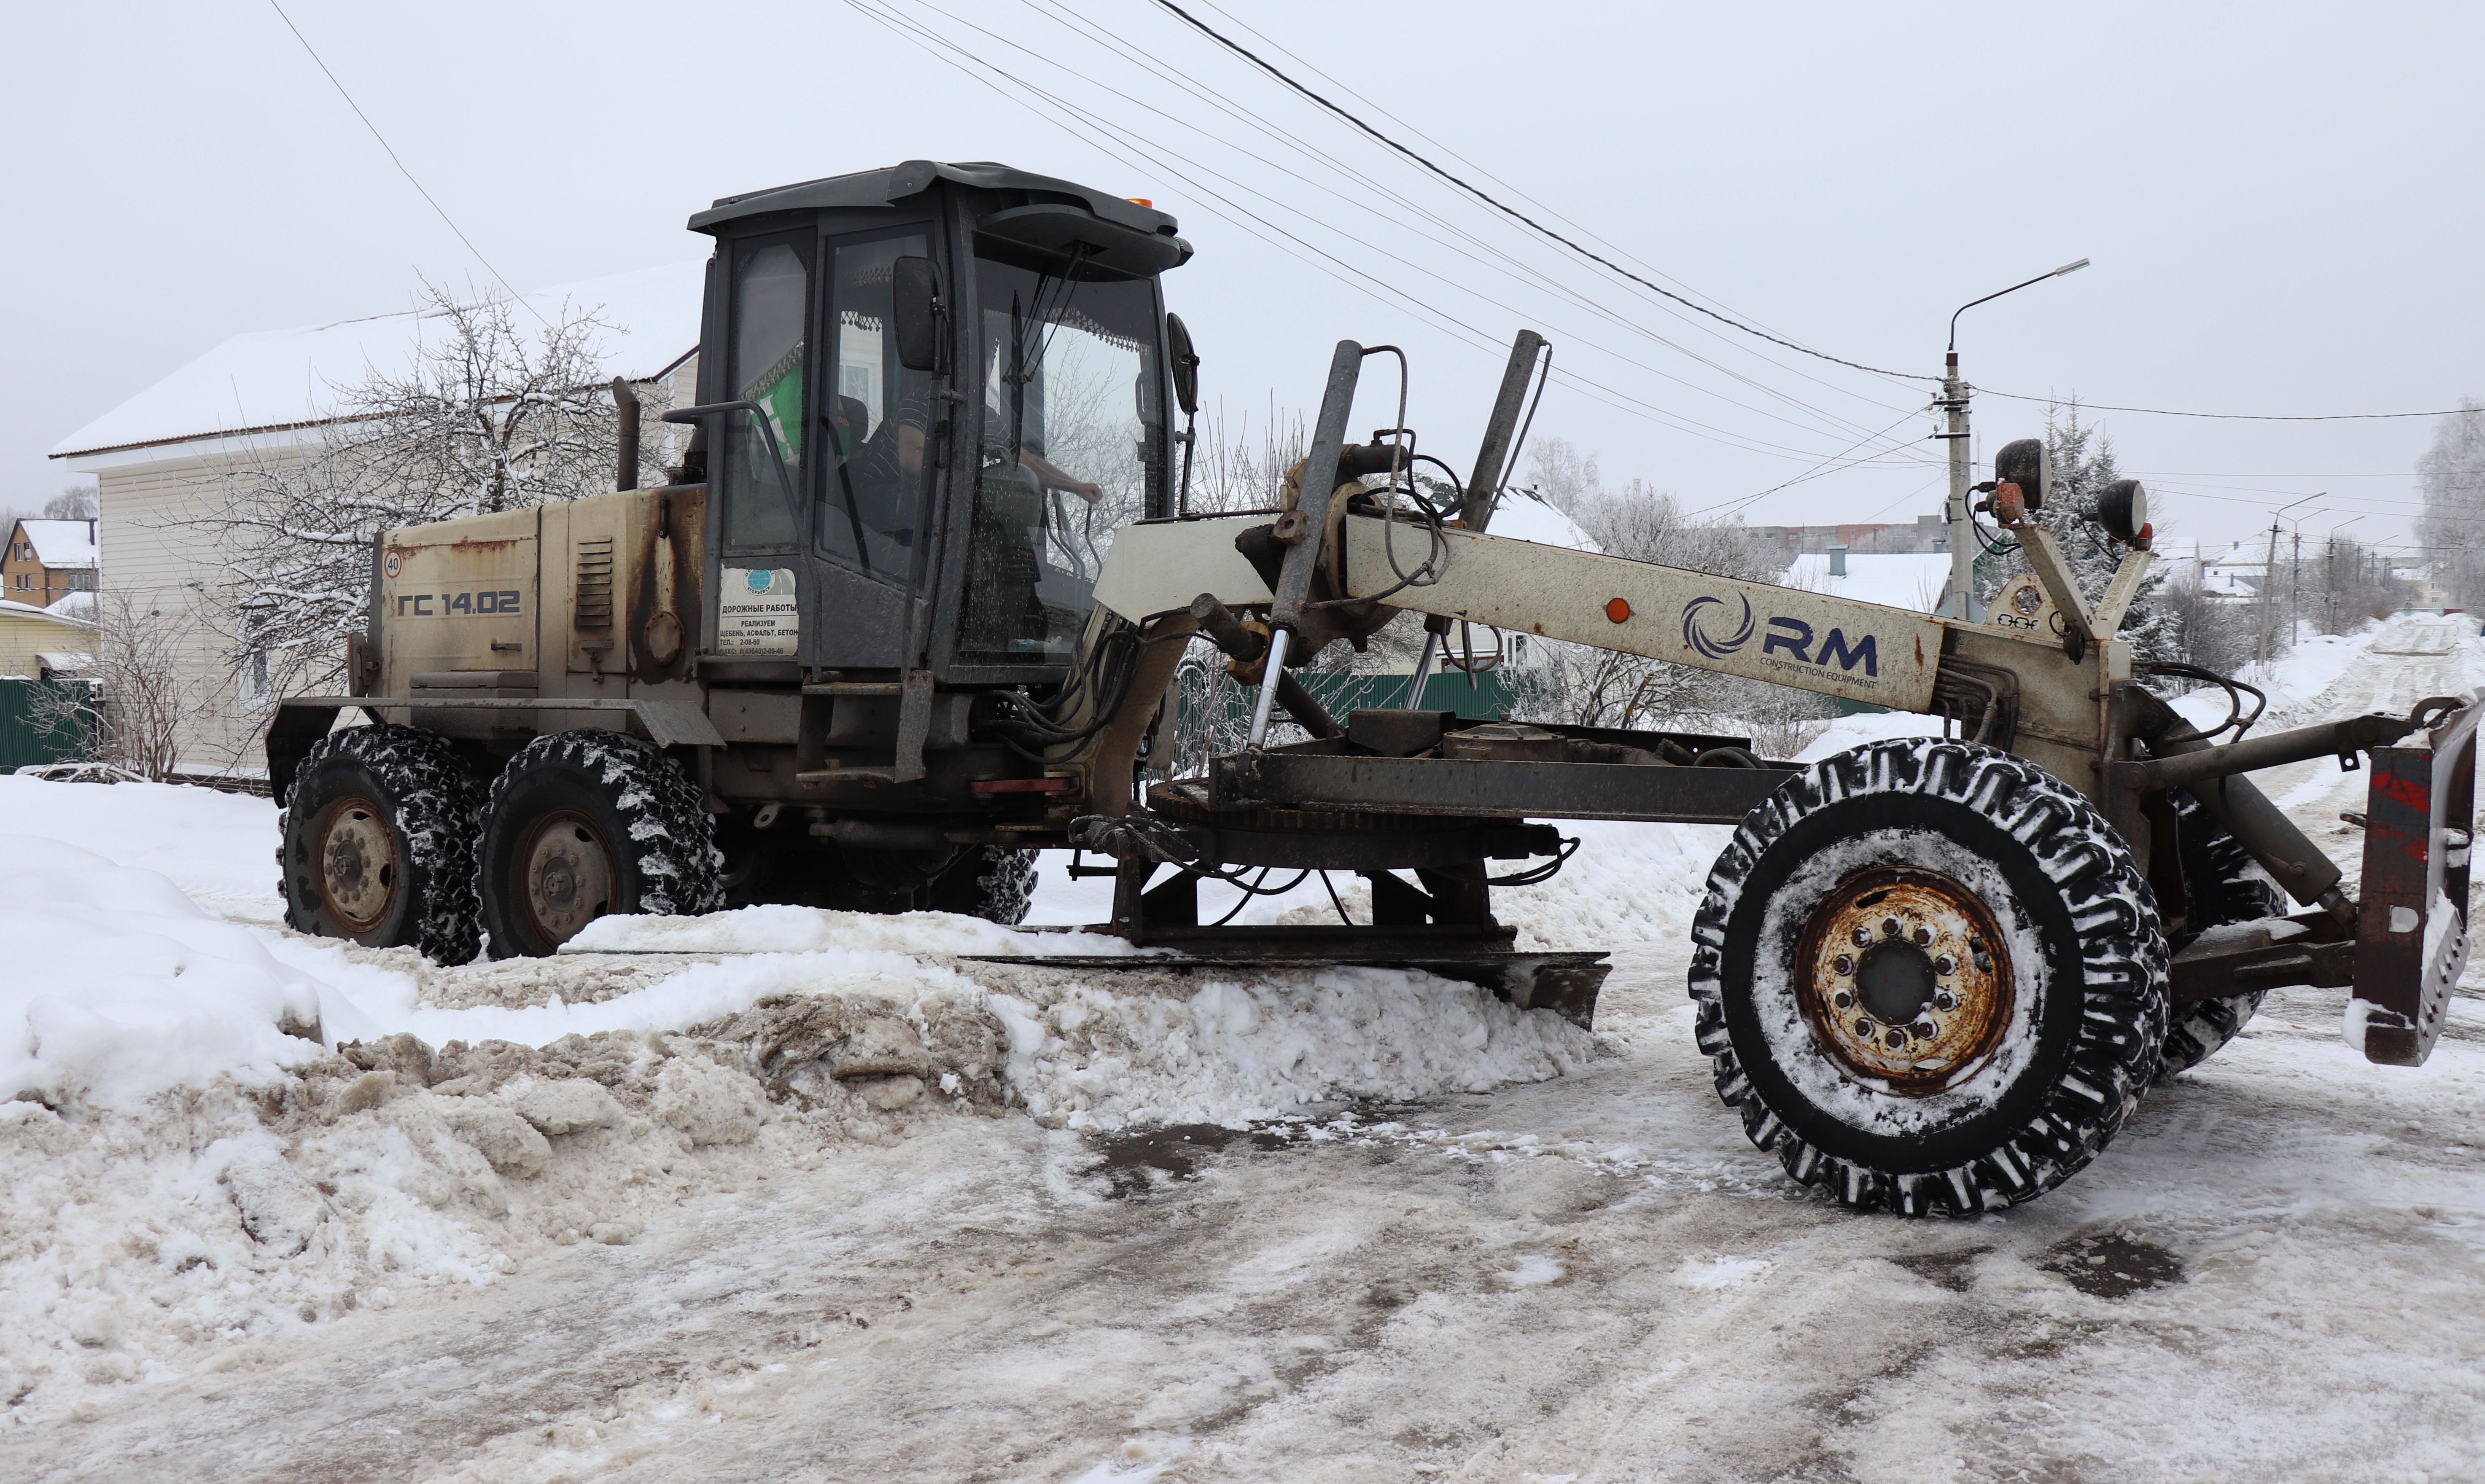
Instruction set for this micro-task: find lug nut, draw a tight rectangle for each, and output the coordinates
[1852,925,1872,947]
[1833,990,1854,1010]
[1833,954,1855,975]
[1854,1018,1875,1039]
[1934,992,1956,1011]
[1913,925,1933,946]
[1912,1022,1936,1040]
[1885,1027,1908,1049]
[1933,954,1957,976]
[1882,917,1901,938]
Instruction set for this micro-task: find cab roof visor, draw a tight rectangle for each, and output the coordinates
[974,203,1193,277]
[686,158,1185,248]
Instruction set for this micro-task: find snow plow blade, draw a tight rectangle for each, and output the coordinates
[2351,691,2483,1066]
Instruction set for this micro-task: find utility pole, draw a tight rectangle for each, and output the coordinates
[1941,353,1974,620]
[2290,528,2302,647]
[1941,258,2089,623]
[2259,514,2281,665]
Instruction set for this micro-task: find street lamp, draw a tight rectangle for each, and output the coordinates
[2257,492,2323,663]
[1939,258,2092,622]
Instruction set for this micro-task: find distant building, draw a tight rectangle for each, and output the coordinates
[1785,550,1955,613]
[1746,514,1950,558]
[3,519,98,610]
[47,265,701,774]
[0,599,93,680]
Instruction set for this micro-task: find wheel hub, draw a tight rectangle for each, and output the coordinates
[518,810,615,948]
[314,795,397,933]
[1794,867,2014,1093]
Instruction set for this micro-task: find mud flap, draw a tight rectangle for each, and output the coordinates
[2352,693,2484,1065]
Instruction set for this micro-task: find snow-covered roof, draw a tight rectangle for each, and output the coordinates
[0,598,94,629]
[1479,492,1599,552]
[44,590,94,621]
[1784,551,1954,613]
[11,519,97,568]
[50,261,705,460]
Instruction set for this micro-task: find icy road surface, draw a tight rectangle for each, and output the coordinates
[5,616,2485,1483]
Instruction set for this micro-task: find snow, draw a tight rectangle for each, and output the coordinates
[1478,490,1599,552]
[1784,549,1955,612]
[49,262,704,459]
[5,615,2485,1476]
[10,518,97,569]
[0,836,325,1113]
[41,590,93,621]
[563,902,1140,959]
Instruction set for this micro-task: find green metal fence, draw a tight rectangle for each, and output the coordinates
[0,678,91,772]
[1157,662,1523,778]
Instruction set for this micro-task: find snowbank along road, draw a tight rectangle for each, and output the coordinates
[5,615,2484,1483]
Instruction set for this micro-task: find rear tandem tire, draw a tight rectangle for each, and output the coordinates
[277,723,484,965]
[2155,788,2292,1081]
[478,730,723,957]
[1690,738,2170,1216]
[929,846,1038,925]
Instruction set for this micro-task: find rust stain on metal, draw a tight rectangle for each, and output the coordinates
[1794,866,2014,1094]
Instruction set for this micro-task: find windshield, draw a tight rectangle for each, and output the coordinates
[957,250,1165,667]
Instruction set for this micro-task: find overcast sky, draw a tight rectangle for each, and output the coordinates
[5,0,2477,559]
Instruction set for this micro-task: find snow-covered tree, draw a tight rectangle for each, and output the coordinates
[1975,403,2176,664]
[2417,401,2485,610]
[44,483,97,520]
[199,282,650,699]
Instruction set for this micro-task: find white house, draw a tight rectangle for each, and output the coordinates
[47,264,704,774]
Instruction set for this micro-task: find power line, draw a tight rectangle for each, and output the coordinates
[1145,0,1935,384]
[1977,388,2478,421]
[265,0,541,323]
[848,0,1937,473]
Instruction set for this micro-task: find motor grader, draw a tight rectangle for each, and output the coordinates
[269,158,2479,1216]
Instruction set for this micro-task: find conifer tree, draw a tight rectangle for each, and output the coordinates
[1974,403,2174,663]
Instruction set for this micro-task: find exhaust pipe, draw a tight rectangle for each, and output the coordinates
[611,377,641,492]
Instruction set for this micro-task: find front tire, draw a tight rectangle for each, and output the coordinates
[1690,739,2169,1216]
[277,724,484,965]
[479,730,722,957]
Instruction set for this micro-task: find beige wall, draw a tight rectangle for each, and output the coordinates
[0,609,93,679]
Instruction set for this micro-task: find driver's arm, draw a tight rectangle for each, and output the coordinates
[1017,449,1101,502]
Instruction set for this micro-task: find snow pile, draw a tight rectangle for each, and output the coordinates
[565,903,1141,958]
[0,836,326,1113]
[975,964,1599,1130]
[0,774,284,923]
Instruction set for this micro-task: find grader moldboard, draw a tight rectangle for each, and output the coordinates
[269,159,2480,1217]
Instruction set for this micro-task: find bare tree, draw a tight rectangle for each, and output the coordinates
[2155,562,2253,678]
[1506,459,1817,741]
[28,589,193,781]
[44,483,98,520]
[2418,401,2485,610]
[1179,401,1308,516]
[197,282,643,699]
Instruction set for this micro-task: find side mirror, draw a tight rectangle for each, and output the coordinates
[891,256,942,372]
[1165,311,1200,416]
[2094,478,2150,543]
[1992,437,2051,513]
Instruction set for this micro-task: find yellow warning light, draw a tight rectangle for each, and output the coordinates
[1127,198,1153,207]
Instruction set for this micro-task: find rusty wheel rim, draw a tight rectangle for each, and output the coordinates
[516,809,615,949]
[314,794,398,933]
[1793,867,2014,1094]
